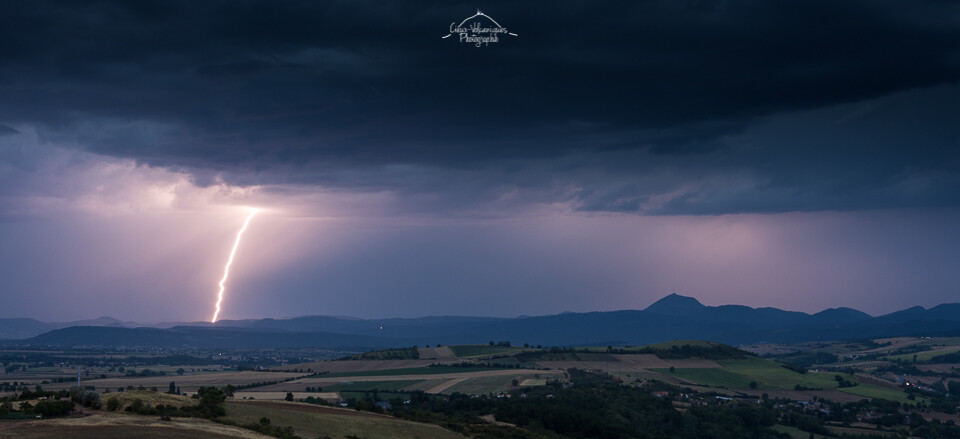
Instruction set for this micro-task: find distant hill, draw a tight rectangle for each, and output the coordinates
[5,294,960,349]
[22,326,410,350]
[0,316,129,339]
[0,318,53,340]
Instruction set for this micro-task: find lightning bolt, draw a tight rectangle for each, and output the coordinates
[211,208,259,323]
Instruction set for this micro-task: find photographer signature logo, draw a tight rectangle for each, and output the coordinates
[442,9,517,47]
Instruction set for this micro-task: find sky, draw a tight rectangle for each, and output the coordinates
[0,1,958,322]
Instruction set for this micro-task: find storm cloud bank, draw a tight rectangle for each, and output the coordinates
[1,0,957,215]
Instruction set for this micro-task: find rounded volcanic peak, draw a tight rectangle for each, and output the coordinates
[811,307,872,322]
[644,293,706,316]
[922,303,960,322]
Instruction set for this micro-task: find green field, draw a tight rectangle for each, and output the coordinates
[884,346,960,362]
[322,379,423,392]
[224,401,463,439]
[448,345,523,359]
[655,366,757,388]
[656,357,855,390]
[837,383,917,404]
[321,365,512,378]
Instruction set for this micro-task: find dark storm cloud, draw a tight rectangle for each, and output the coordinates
[1,0,958,213]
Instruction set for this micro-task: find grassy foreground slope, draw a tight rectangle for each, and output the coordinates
[0,413,271,439]
[223,400,463,439]
[0,400,467,439]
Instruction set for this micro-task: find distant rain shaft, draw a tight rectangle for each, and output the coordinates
[211,208,259,323]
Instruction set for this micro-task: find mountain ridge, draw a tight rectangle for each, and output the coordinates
[3,294,959,349]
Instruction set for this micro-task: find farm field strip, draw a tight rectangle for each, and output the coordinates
[394,379,449,392]
[535,360,645,374]
[444,374,520,395]
[253,369,563,392]
[447,345,523,359]
[758,389,869,404]
[320,365,506,378]
[918,363,960,373]
[859,337,924,354]
[536,354,720,370]
[323,379,424,392]
[283,359,436,373]
[72,370,306,391]
[417,346,458,360]
[424,377,467,394]
[917,337,960,347]
[235,391,340,400]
